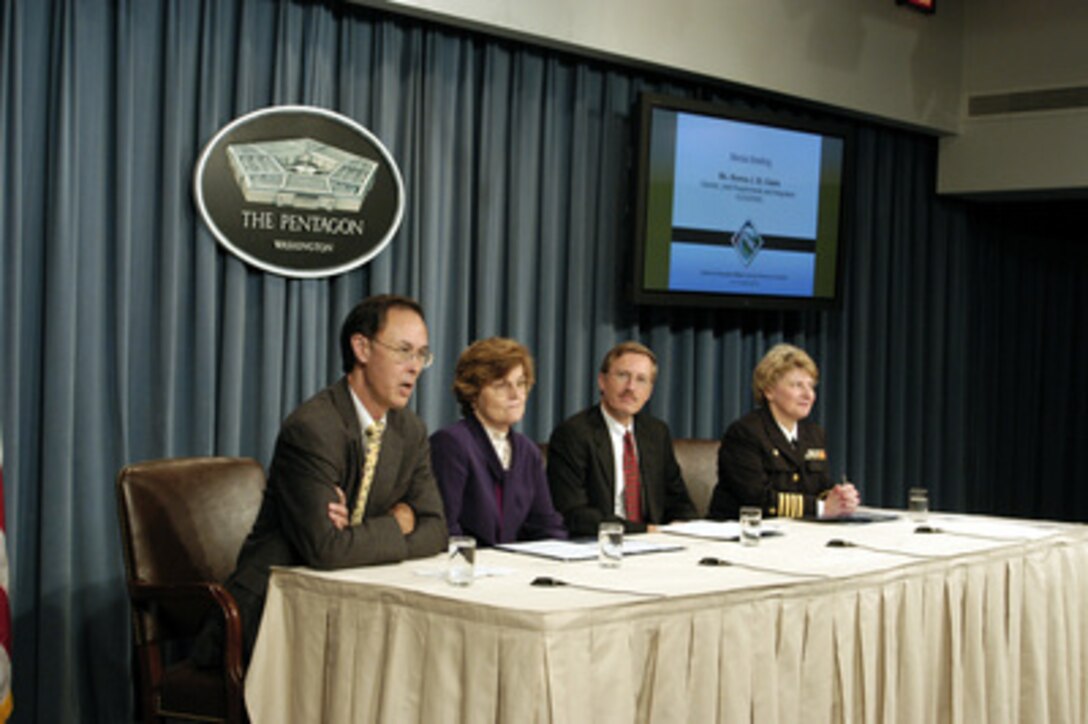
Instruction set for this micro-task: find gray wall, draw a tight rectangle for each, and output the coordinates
[939,0,1088,196]
[359,0,1088,196]
[357,0,965,132]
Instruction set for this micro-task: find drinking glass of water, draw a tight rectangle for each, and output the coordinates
[908,488,929,523]
[598,522,624,568]
[447,535,476,586]
[739,507,763,546]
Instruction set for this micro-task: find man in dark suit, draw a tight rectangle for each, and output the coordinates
[195,294,447,664]
[547,342,696,538]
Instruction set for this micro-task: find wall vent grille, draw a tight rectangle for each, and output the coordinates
[969,86,1088,116]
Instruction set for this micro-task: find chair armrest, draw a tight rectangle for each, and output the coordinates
[128,580,228,603]
[128,581,245,685]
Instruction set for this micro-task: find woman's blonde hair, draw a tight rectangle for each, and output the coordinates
[752,343,819,405]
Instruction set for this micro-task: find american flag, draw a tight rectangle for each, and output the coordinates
[0,435,11,722]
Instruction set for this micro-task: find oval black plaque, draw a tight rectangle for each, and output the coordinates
[193,106,404,278]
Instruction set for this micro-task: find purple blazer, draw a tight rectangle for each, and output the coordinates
[430,416,568,546]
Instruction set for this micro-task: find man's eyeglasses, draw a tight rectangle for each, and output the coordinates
[370,337,434,368]
[610,370,653,388]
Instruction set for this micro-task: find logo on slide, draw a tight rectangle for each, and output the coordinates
[731,220,763,266]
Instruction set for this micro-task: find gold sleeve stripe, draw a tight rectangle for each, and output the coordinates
[777,492,804,518]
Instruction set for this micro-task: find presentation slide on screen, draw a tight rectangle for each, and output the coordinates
[668,243,815,296]
[667,113,824,297]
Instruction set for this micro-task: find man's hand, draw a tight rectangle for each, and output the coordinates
[390,502,416,535]
[328,487,349,530]
[824,482,860,517]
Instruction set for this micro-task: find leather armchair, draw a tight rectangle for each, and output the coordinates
[671,438,720,517]
[116,457,265,723]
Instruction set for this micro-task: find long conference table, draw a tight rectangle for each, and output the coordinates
[243,511,1087,723]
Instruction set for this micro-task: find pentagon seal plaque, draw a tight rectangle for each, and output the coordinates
[194,106,404,278]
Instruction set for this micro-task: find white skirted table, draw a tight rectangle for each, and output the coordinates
[243,512,1088,724]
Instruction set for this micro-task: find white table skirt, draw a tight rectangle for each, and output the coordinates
[244,513,1088,723]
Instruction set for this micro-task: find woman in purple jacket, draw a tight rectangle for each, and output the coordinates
[430,337,568,545]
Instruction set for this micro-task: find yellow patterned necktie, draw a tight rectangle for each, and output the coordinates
[351,420,385,526]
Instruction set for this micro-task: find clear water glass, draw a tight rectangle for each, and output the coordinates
[447,535,476,586]
[908,488,929,523]
[739,506,763,546]
[598,522,624,568]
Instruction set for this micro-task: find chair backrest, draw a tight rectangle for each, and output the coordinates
[673,438,720,518]
[117,457,266,588]
[541,437,720,518]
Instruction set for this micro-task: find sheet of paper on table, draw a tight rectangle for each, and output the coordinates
[930,515,1057,540]
[659,520,783,541]
[496,538,684,561]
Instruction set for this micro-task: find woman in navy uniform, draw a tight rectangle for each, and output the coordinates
[709,344,859,520]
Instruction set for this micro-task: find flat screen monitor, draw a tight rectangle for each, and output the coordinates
[632,93,851,310]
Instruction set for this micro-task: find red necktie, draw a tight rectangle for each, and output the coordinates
[622,430,642,523]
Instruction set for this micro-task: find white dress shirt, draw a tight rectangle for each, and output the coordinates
[600,404,636,517]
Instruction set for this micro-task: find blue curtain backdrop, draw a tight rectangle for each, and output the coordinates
[2,0,1086,720]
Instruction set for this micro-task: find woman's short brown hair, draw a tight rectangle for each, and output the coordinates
[453,337,536,416]
[752,343,819,405]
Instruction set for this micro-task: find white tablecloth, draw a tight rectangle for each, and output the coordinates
[244,512,1088,723]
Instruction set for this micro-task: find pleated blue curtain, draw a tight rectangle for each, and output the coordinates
[2,0,1087,720]
[966,212,1088,518]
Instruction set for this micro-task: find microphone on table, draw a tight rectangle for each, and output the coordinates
[530,576,567,587]
[698,556,829,579]
[825,537,931,559]
[913,524,1026,542]
[529,576,663,598]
